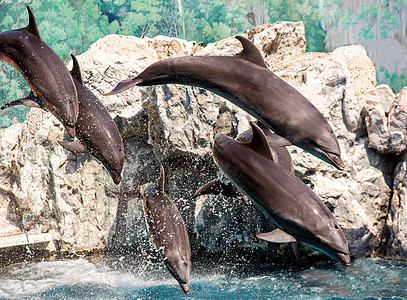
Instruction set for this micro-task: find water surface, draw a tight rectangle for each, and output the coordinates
[0,257,406,299]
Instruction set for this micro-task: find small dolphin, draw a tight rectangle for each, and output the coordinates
[114,166,191,294]
[213,122,351,265]
[193,122,294,198]
[58,55,124,184]
[106,36,344,170]
[0,6,78,137]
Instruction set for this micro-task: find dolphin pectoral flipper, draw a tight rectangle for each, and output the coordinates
[256,229,297,243]
[192,178,223,198]
[1,93,42,109]
[58,141,88,153]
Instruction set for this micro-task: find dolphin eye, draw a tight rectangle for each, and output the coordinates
[334,224,339,229]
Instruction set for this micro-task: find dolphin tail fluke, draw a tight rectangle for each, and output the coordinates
[256,229,297,243]
[104,77,138,95]
[111,189,141,201]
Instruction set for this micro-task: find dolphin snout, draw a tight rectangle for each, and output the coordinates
[326,152,345,170]
[180,282,190,294]
[110,169,122,185]
[64,124,76,138]
[336,252,351,266]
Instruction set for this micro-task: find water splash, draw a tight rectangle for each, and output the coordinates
[0,258,406,299]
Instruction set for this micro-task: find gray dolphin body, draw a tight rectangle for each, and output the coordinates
[193,123,294,198]
[213,122,350,265]
[107,36,344,170]
[0,6,78,137]
[58,55,124,184]
[114,166,191,294]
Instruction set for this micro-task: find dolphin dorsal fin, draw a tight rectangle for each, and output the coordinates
[156,165,166,194]
[235,36,267,68]
[70,54,83,84]
[25,6,41,40]
[247,121,274,160]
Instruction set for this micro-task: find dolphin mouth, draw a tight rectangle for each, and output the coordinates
[165,260,189,285]
[325,152,345,170]
[104,76,138,95]
[336,252,351,266]
[180,282,190,294]
[63,124,76,138]
[110,169,122,185]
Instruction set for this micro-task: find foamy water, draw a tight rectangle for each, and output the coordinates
[0,258,406,299]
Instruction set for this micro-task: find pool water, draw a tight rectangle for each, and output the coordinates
[0,257,406,299]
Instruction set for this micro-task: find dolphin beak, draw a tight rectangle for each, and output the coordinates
[104,77,137,95]
[336,252,351,265]
[326,152,345,170]
[180,282,190,294]
[64,124,76,138]
[110,169,122,185]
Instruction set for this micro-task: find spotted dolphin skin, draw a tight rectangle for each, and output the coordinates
[58,55,124,184]
[114,166,192,294]
[212,122,351,265]
[0,6,78,137]
[106,36,344,170]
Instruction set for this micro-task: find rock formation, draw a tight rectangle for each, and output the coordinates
[0,21,405,261]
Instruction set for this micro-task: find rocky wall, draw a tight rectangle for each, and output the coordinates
[0,21,405,261]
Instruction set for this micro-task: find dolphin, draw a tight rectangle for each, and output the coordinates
[193,122,294,198]
[212,121,351,265]
[58,55,124,184]
[0,6,78,137]
[106,36,344,170]
[114,166,191,294]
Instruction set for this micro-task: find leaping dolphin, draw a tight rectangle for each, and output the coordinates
[58,55,124,184]
[213,122,351,265]
[114,166,191,294]
[106,36,344,170]
[0,6,78,137]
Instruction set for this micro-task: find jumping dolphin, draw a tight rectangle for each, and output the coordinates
[213,122,351,265]
[0,6,78,137]
[106,36,344,170]
[114,166,191,294]
[193,122,294,198]
[58,55,124,184]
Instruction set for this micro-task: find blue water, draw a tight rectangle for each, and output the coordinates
[0,257,406,299]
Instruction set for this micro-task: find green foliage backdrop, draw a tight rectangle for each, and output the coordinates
[0,0,405,126]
